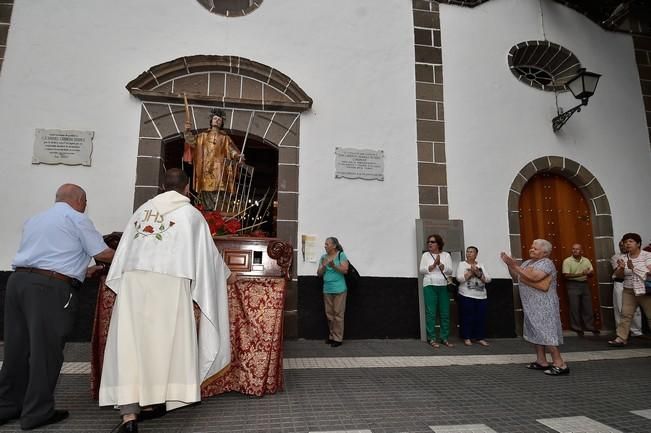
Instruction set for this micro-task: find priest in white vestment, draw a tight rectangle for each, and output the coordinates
[99,169,232,433]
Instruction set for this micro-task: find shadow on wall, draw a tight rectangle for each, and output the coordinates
[0,272,518,342]
[297,276,421,339]
[297,276,516,339]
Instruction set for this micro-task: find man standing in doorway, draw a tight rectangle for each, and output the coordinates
[0,184,114,430]
[562,243,599,336]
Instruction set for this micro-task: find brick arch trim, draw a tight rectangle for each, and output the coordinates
[507,156,614,259]
[506,156,616,329]
[126,55,313,112]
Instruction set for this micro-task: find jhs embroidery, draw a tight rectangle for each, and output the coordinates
[134,209,175,240]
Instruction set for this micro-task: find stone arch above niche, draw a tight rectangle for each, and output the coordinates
[129,55,307,338]
[129,56,307,256]
[126,55,313,112]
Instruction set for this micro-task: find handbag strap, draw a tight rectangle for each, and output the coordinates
[430,252,447,279]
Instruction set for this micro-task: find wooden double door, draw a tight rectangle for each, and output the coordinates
[519,173,601,330]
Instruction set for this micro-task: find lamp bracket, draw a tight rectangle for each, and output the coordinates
[552,102,584,133]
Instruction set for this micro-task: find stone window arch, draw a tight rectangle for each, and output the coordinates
[508,41,582,92]
[195,0,263,17]
[506,156,615,331]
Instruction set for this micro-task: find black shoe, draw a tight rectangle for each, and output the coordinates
[21,409,69,430]
[330,341,342,347]
[325,338,335,344]
[591,329,601,335]
[138,405,166,421]
[115,420,138,433]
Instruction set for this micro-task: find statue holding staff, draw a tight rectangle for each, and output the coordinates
[183,103,242,209]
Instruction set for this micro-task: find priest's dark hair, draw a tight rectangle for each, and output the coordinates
[164,168,189,193]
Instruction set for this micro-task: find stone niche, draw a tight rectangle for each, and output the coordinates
[126,55,312,338]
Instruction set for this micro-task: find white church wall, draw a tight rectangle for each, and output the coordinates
[441,0,651,278]
[0,0,419,275]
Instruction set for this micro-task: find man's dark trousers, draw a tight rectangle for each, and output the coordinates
[566,280,595,332]
[0,272,78,429]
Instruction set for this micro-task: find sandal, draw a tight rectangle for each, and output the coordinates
[464,339,472,346]
[607,338,627,347]
[526,361,549,370]
[428,340,440,349]
[441,340,454,348]
[477,340,490,347]
[543,365,570,376]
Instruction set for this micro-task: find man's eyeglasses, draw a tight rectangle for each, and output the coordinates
[427,241,437,244]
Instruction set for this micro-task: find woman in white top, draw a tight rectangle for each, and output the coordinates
[456,246,492,346]
[419,234,454,348]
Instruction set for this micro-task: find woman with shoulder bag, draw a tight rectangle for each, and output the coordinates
[419,234,454,348]
[317,237,349,347]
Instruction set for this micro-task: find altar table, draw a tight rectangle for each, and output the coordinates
[90,237,293,399]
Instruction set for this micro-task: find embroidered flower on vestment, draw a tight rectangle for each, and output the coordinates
[134,220,176,240]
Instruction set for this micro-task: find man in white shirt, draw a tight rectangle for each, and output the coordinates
[0,184,113,430]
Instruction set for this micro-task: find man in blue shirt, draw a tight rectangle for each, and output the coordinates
[0,184,114,430]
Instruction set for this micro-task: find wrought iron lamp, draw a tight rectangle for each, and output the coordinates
[552,68,601,132]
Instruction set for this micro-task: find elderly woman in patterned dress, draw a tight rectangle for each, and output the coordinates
[500,239,569,376]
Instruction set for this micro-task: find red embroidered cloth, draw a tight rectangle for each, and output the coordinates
[90,276,286,399]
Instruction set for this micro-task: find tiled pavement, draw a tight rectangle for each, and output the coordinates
[0,335,650,432]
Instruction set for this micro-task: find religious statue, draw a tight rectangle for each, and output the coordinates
[184,108,242,210]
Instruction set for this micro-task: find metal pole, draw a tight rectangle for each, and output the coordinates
[240,111,255,162]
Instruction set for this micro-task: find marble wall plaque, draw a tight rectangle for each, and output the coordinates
[335,147,384,180]
[33,129,94,166]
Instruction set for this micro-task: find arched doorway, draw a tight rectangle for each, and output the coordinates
[506,156,616,334]
[519,173,601,330]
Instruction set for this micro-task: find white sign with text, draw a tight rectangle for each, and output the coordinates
[334,147,384,181]
[33,129,94,166]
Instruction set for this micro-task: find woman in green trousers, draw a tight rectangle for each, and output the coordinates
[419,234,454,348]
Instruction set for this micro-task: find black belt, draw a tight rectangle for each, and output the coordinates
[15,267,76,285]
[613,278,624,283]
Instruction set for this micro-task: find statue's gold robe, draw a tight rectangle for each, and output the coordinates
[184,128,240,193]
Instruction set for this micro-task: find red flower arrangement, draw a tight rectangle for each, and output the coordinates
[197,204,241,236]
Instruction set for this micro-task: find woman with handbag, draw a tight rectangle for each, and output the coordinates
[456,246,492,346]
[608,232,651,347]
[501,239,568,376]
[419,234,454,348]
[317,237,349,347]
